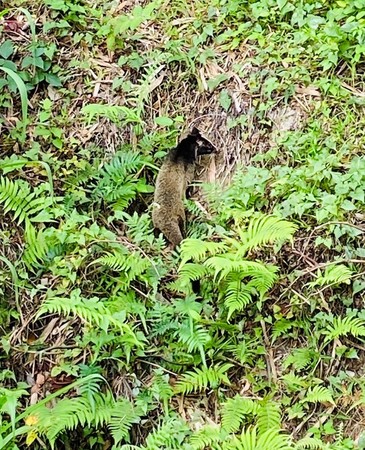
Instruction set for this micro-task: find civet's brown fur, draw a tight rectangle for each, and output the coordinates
[152,128,215,247]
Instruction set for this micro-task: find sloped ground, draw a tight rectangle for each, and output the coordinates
[1,0,365,449]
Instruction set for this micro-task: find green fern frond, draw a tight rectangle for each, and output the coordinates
[151,370,174,412]
[179,239,228,265]
[295,436,326,449]
[255,427,294,450]
[82,104,142,125]
[223,427,293,450]
[93,150,151,210]
[0,176,32,224]
[221,396,257,433]
[94,250,130,271]
[272,319,293,342]
[178,263,208,284]
[177,322,211,365]
[281,373,308,391]
[94,250,150,287]
[257,401,282,434]
[300,385,335,405]
[308,264,353,288]
[23,221,49,269]
[27,389,138,449]
[143,416,190,450]
[204,256,278,292]
[102,151,145,180]
[33,397,89,447]
[224,280,255,320]
[0,176,53,225]
[323,316,365,342]
[234,214,297,255]
[174,364,232,395]
[283,348,318,371]
[108,398,141,445]
[36,289,139,343]
[190,424,224,449]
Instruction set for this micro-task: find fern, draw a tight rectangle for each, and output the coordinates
[223,277,256,320]
[178,263,209,285]
[179,239,228,265]
[94,249,151,288]
[178,215,289,319]
[150,370,174,412]
[82,104,142,125]
[322,315,365,342]
[36,289,140,344]
[223,427,293,450]
[281,373,308,391]
[221,396,257,433]
[22,220,49,269]
[190,424,224,449]
[295,436,327,449]
[33,396,92,446]
[233,214,297,255]
[0,176,53,224]
[108,398,141,445]
[300,385,335,405]
[308,264,353,288]
[283,348,318,371]
[26,390,139,448]
[93,150,151,211]
[204,256,278,292]
[256,401,282,434]
[142,415,190,450]
[174,364,232,394]
[176,322,211,366]
[272,319,294,342]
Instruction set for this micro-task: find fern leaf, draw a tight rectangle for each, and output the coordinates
[94,250,130,272]
[0,177,32,224]
[323,316,365,342]
[236,214,297,254]
[283,348,318,371]
[257,401,282,434]
[23,220,49,269]
[205,256,278,293]
[174,364,232,395]
[102,151,144,180]
[33,396,92,448]
[178,263,208,284]
[0,176,53,225]
[295,436,326,449]
[93,150,150,211]
[224,280,254,320]
[308,264,353,288]
[281,373,308,390]
[108,398,141,445]
[36,289,140,343]
[82,104,142,125]
[177,322,211,353]
[300,385,335,405]
[94,250,150,288]
[256,427,294,450]
[177,322,211,366]
[179,239,228,265]
[221,396,257,433]
[143,416,189,450]
[190,424,223,449]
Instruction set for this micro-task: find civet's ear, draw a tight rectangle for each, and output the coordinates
[190,126,201,137]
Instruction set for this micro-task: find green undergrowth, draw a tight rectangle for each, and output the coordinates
[1,0,365,449]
